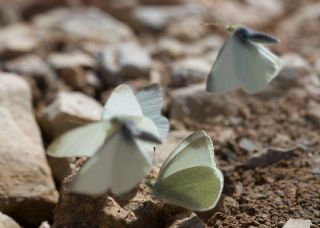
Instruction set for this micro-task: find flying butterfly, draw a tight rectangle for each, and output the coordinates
[206,25,283,94]
[48,84,168,195]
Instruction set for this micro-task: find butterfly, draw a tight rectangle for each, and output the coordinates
[151,130,223,211]
[206,25,283,94]
[48,84,169,195]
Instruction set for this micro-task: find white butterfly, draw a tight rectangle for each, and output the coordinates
[151,130,224,211]
[48,84,168,195]
[207,26,283,94]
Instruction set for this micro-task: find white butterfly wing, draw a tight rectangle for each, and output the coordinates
[239,42,283,94]
[157,130,215,180]
[136,84,169,139]
[66,132,120,195]
[47,121,111,157]
[206,37,241,93]
[102,84,143,120]
[154,131,223,211]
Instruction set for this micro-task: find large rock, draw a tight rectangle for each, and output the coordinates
[0,212,21,228]
[99,43,152,84]
[170,84,241,122]
[0,73,58,226]
[33,7,135,43]
[282,218,312,228]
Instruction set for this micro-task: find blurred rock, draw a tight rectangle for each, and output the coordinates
[154,131,192,168]
[38,91,103,140]
[99,43,152,84]
[282,218,312,228]
[217,196,239,215]
[0,2,21,25]
[0,212,21,228]
[38,221,51,228]
[131,3,202,31]
[168,213,205,228]
[0,73,58,226]
[277,3,320,57]
[33,7,135,43]
[170,58,211,87]
[306,102,320,128]
[238,138,258,153]
[209,0,285,28]
[170,84,241,122]
[4,54,57,94]
[47,52,96,89]
[152,36,222,59]
[242,147,295,169]
[166,16,207,41]
[0,24,40,59]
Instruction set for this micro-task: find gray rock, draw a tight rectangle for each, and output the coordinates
[282,218,312,228]
[131,4,202,31]
[47,52,97,89]
[239,138,258,153]
[4,54,57,92]
[242,147,296,169]
[0,212,21,228]
[0,73,58,226]
[306,102,320,128]
[99,43,152,84]
[0,23,40,59]
[170,58,211,87]
[33,7,135,43]
[170,84,241,122]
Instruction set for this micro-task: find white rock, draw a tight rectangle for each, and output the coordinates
[39,91,103,139]
[33,7,134,43]
[131,4,202,31]
[0,73,58,226]
[282,218,312,228]
[47,52,96,70]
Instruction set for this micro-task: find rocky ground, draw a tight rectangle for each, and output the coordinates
[0,0,319,227]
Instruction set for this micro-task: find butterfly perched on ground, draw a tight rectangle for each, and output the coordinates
[150,130,223,211]
[206,25,283,94]
[48,84,169,195]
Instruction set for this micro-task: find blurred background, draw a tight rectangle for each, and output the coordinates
[0,0,319,227]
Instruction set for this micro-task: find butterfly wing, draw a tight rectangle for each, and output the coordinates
[157,130,215,180]
[238,42,283,94]
[206,37,241,93]
[47,121,111,157]
[66,132,121,195]
[155,166,223,211]
[136,84,169,139]
[102,84,143,120]
[154,131,223,211]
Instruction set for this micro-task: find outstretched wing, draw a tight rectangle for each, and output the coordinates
[238,42,283,94]
[47,121,111,157]
[102,84,143,120]
[206,37,241,93]
[136,84,169,139]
